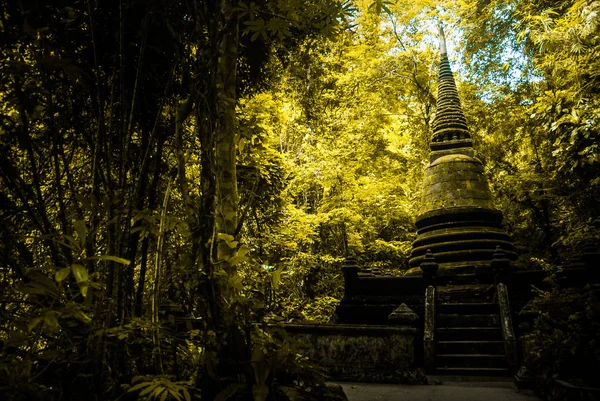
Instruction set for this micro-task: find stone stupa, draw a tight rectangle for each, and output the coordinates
[408,25,516,274]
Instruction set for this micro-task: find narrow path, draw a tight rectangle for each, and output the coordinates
[336,378,540,401]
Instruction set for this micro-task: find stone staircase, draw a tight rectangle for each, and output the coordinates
[434,285,509,375]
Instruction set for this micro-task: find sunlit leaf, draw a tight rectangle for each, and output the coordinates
[272,266,284,290]
[168,389,182,401]
[88,255,131,265]
[72,264,88,283]
[229,275,243,292]
[55,267,71,282]
[139,384,156,397]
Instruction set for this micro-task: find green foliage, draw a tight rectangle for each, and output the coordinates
[127,375,192,401]
[238,13,429,292]
[0,0,357,397]
[524,279,600,395]
[300,296,340,322]
[248,325,329,401]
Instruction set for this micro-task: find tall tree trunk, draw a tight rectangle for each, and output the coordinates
[198,1,247,397]
[214,0,239,271]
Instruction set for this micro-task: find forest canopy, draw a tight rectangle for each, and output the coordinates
[1,0,599,400]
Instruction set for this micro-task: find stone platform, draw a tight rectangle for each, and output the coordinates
[338,380,540,401]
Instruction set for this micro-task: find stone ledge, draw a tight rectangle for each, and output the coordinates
[283,323,418,383]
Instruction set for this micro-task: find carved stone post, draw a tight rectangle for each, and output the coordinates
[420,250,438,372]
[420,249,439,289]
[341,257,359,300]
[423,285,436,373]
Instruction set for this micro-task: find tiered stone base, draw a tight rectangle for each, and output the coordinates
[408,207,517,274]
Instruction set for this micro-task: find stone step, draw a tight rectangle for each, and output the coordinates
[437,286,496,303]
[436,327,503,341]
[437,340,505,354]
[438,295,496,303]
[434,367,510,376]
[437,314,500,327]
[438,302,498,314]
[436,354,507,369]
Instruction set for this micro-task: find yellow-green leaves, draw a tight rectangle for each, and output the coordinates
[218,233,238,249]
[237,0,351,42]
[72,263,88,297]
[55,267,71,282]
[87,255,131,265]
[128,376,192,401]
[368,0,393,15]
[251,347,270,401]
[217,233,252,267]
[271,266,284,290]
[229,274,244,293]
[28,310,59,332]
[51,255,127,297]
[229,244,250,267]
[17,269,58,297]
[74,219,86,247]
[72,263,88,283]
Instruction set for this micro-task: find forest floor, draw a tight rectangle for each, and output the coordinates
[336,377,540,401]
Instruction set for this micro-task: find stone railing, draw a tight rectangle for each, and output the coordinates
[497,282,518,372]
[421,250,438,372]
[492,246,518,372]
[423,285,436,372]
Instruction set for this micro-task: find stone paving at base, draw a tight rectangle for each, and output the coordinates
[337,379,540,401]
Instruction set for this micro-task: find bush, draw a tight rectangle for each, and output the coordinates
[524,279,600,397]
[301,296,340,322]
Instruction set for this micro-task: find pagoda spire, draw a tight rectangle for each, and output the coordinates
[439,23,447,55]
[408,23,516,274]
[431,24,471,145]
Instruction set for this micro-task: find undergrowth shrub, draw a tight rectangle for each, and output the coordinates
[524,275,600,397]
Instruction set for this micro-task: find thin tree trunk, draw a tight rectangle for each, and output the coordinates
[135,137,166,316]
[152,176,174,373]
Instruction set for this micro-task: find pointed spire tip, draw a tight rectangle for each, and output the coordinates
[439,23,447,55]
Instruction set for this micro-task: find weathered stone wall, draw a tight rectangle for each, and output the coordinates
[284,323,417,383]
